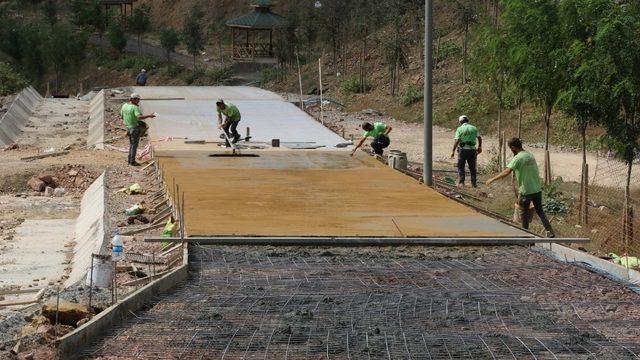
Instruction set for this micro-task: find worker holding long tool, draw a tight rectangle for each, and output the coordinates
[450,115,482,188]
[120,93,155,166]
[351,122,393,157]
[486,138,556,238]
[216,99,241,147]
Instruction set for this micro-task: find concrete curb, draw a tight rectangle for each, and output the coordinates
[0,86,42,146]
[87,90,105,150]
[538,243,640,288]
[65,172,108,288]
[56,245,189,359]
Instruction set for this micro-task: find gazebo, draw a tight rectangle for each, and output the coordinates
[226,0,286,60]
[101,0,137,17]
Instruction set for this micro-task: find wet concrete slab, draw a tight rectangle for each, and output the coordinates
[143,99,346,150]
[159,151,525,237]
[131,86,283,101]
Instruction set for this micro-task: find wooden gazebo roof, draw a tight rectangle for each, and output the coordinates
[226,0,286,30]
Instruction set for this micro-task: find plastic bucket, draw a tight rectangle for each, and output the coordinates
[86,256,114,288]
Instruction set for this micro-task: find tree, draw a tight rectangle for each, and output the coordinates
[471,20,509,164]
[182,10,204,70]
[456,0,479,84]
[128,5,151,55]
[160,27,180,67]
[42,0,57,28]
[108,20,127,54]
[44,24,87,90]
[501,0,566,184]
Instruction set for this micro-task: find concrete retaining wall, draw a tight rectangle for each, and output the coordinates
[0,86,42,147]
[65,172,108,288]
[87,90,105,149]
[57,246,189,359]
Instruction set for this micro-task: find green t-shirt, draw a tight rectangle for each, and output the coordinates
[454,123,479,149]
[363,122,388,138]
[217,103,241,121]
[508,150,542,195]
[120,103,142,129]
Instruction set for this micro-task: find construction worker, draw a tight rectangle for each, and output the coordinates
[135,69,148,86]
[486,137,556,237]
[216,99,241,147]
[120,93,155,166]
[351,122,393,157]
[450,115,482,188]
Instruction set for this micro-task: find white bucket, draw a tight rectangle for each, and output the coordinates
[86,257,114,288]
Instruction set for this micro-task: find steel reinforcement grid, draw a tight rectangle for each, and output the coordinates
[82,245,640,359]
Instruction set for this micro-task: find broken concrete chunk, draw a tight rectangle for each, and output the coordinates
[37,174,57,188]
[44,186,54,197]
[42,299,91,327]
[27,177,46,192]
[67,170,78,177]
[53,188,66,197]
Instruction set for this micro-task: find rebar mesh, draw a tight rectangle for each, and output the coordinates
[83,245,640,359]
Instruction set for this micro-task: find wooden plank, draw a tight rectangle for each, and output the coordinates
[21,151,69,161]
[120,223,165,236]
[121,270,170,287]
[145,236,590,246]
[160,244,182,258]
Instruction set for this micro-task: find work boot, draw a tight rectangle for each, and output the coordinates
[232,134,241,144]
[129,161,142,167]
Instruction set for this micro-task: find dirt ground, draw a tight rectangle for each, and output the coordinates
[0,90,173,359]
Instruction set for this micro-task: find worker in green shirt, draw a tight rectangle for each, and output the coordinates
[216,99,241,147]
[486,138,555,237]
[351,122,393,157]
[120,93,156,166]
[450,115,482,188]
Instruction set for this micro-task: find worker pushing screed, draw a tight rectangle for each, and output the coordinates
[351,121,393,157]
[216,99,241,147]
[120,93,156,166]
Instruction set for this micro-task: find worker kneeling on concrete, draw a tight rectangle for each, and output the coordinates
[450,115,482,188]
[351,122,392,157]
[486,138,556,238]
[216,99,241,147]
[120,93,156,166]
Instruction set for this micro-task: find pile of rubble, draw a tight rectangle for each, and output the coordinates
[25,165,99,197]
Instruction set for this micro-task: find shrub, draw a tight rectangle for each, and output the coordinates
[115,55,158,72]
[0,62,28,95]
[400,85,423,106]
[340,76,372,94]
[542,177,569,214]
[437,40,461,62]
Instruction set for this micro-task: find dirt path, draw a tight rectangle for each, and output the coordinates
[316,107,640,189]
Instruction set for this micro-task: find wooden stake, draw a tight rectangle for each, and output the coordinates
[319,56,324,125]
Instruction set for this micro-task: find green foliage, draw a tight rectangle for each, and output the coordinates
[437,40,461,62]
[340,76,372,94]
[399,85,423,106]
[71,0,107,37]
[128,5,151,53]
[453,83,490,116]
[159,27,180,65]
[182,67,229,85]
[115,55,158,72]
[44,24,88,89]
[108,20,127,54]
[42,0,57,28]
[182,10,205,67]
[542,177,569,214]
[0,62,28,95]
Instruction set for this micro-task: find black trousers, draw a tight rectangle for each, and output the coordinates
[371,134,390,155]
[457,148,478,187]
[519,192,555,235]
[223,119,241,146]
[127,126,142,164]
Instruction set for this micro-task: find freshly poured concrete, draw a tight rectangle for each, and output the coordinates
[159,151,524,237]
[135,86,527,239]
[0,219,74,288]
[145,100,345,148]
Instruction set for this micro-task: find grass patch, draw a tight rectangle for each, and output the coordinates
[400,85,423,106]
[340,76,372,94]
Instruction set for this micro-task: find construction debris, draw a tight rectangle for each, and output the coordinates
[41,299,91,327]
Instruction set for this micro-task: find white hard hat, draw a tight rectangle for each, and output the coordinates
[141,69,147,73]
[130,93,141,99]
[458,115,469,123]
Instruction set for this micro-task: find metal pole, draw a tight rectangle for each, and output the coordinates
[423,0,434,187]
[319,56,324,125]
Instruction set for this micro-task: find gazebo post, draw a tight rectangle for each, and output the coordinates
[269,29,273,57]
[231,28,236,60]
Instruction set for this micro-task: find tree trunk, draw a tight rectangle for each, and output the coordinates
[579,124,588,225]
[138,34,142,55]
[623,161,634,252]
[193,54,196,70]
[543,103,552,185]
[462,24,468,84]
[497,100,502,166]
[517,95,523,138]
